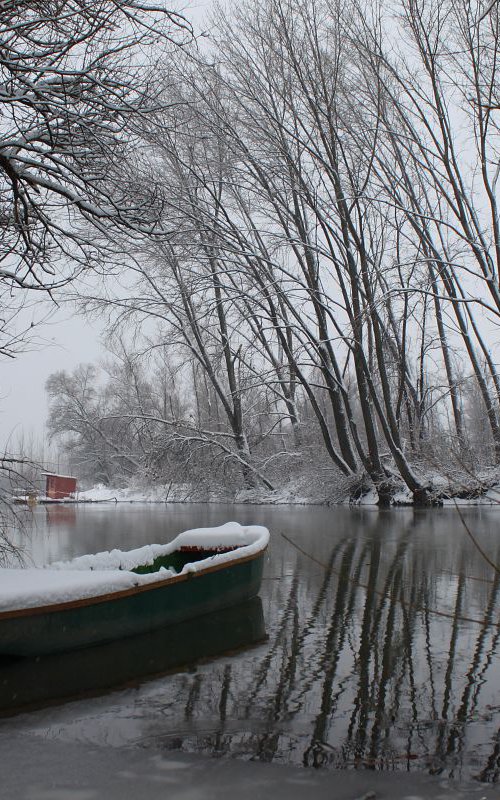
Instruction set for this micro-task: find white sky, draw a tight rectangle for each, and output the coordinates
[0,303,104,449]
[0,1,212,452]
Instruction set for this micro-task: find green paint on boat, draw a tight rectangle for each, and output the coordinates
[0,532,268,658]
[0,596,267,716]
[131,549,229,576]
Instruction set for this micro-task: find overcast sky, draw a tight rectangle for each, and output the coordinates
[0,1,211,452]
[0,305,103,449]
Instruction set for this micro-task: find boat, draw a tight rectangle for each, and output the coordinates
[0,522,269,657]
[0,596,266,716]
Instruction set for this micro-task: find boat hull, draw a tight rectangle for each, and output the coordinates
[0,551,265,657]
[0,597,266,716]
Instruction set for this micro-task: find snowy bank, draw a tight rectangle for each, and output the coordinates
[54,462,500,508]
[76,483,198,503]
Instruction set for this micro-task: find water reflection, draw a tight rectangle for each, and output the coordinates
[6,505,500,782]
[0,597,266,716]
[45,505,77,527]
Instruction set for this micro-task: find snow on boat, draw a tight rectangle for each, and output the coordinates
[0,522,269,656]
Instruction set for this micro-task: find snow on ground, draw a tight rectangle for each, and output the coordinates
[76,483,192,503]
[485,485,500,502]
[69,468,500,507]
[76,482,315,505]
[356,488,379,505]
[1,733,495,800]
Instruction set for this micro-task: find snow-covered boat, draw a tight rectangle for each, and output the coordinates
[0,522,269,656]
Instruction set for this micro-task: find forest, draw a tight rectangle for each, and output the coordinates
[5,0,500,506]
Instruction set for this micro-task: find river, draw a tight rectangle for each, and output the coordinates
[2,502,500,794]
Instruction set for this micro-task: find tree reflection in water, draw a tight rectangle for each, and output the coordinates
[8,506,500,784]
[141,509,500,783]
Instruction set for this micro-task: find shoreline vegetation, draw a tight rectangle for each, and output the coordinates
[23,472,500,508]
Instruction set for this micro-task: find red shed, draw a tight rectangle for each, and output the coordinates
[42,473,77,500]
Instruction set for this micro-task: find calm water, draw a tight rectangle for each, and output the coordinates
[4,502,500,783]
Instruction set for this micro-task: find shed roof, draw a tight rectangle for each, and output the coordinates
[41,473,77,480]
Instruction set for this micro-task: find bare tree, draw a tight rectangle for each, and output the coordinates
[353,0,500,461]
[58,0,500,504]
[0,0,192,553]
[1,0,192,287]
[46,365,142,484]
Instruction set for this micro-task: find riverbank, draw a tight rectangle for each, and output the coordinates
[1,730,496,800]
[73,474,500,507]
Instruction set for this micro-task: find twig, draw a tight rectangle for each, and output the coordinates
[452,500,500,575]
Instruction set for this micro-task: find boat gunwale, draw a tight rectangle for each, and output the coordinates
[0,547,267,621]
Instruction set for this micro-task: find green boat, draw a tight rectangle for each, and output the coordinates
[0,522,269,657]
[0,597,266,716]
